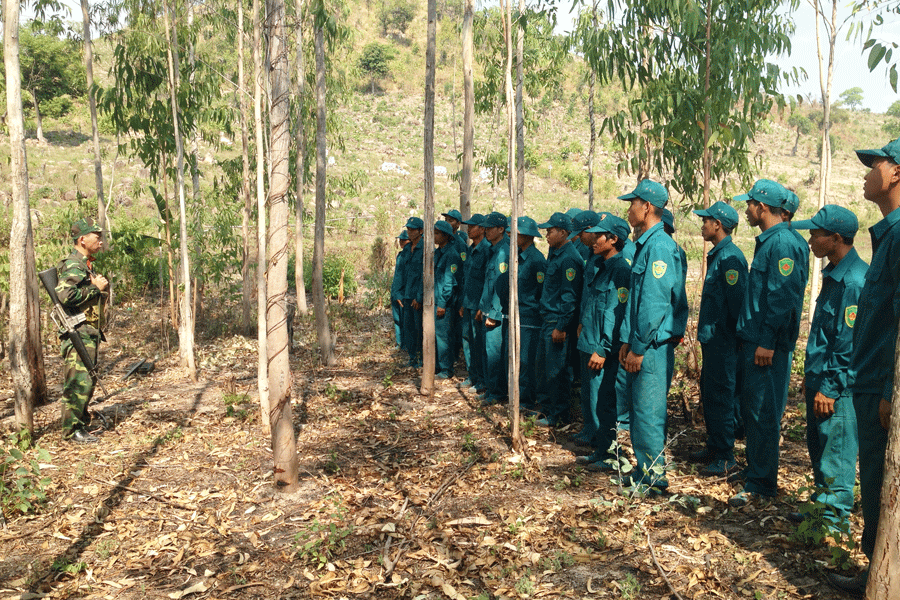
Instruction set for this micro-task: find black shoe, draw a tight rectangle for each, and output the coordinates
[825,570,867,598]
[69,429,99,444]
[726,468,747,484]
[689,447,714,463]
[786,511,805,524]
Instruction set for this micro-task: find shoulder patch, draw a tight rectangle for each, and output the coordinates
[725,269,739,286]
[450,263,458,274]
[460,252,467,262]
[652,260,668,279]
[499,262,508,274]
[536,271,545,283]
[778,258,794,276]
[625,258,632,266]
[617,287,629,303]
[845,305,857,328]
[566,268,576,281]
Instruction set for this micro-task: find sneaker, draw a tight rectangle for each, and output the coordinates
[69,429,99,444]
[534,417,555,427]
[435,372,452,380]
[825,570,867,598]
[700,458,738,477]
[457,379,473,388]
[728,490,764,508]
[786,511,805,524]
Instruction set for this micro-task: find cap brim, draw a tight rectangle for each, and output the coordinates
[732,193,751,202]
[584,225,606,233]
[536,221,552,228]
[790,219,817,230]
[855,149,885,168]
[692,209,711,218]
[617,192,638,200]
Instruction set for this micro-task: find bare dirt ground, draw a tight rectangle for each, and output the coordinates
[0,297,868,599]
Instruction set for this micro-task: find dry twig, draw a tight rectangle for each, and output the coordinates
[647,530,685,600]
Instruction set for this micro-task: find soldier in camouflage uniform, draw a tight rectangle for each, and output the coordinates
[57,218,109,443]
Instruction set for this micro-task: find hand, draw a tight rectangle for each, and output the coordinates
[754,346,774,367]
[588,352,605,370]
[437,307,446,317]
[458,307,464,318]
[412,300,421,311]
[880,398,892,430]
[624,351,643,373]
[800,376,806,398]
[396,299,404,308]
[91,273,109,292]
[475,310,483,322]
[577,324,583,337]
[619,344,630,364]
[552,329,566,344]
[813,391,836,419]
[485,318,498,328]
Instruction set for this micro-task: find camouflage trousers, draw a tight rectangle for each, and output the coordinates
[61,332,99,435]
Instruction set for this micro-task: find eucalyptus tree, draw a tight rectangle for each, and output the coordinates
[421,0,437,396]
[5,0,51,436]
[80,0,108,248]
[459,0,474,220]
[573,2,600,209]
[850,0,899,92]
[293,0,309,315]
[583,0,796,208]
[238,0,254,334]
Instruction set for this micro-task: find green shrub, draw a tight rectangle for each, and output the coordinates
[378,0,416,35]
[1,432,52,518]
[42,95,74,118]
[297,254,358,298]
[363,270,392,310]
[94,217,166,301]
[557,163,587,191]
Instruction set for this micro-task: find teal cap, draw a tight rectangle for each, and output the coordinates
[733,179,789,209]
[618,179,668,208]
[441,209,463,221]
[662,208,675,232]
[462,213,485,226]
[568,210,600,240]
[856,138,900,167]
[693,201,739,229]
[783,191,799,215]
[565,208,583,220]
[397,230,409,240]
[792,204,859,238]
[516,216,542,238]
[537,212,573,232]
[482,212,508,229]
[70,217,102,241]
[405,216,424,229]
[586,215,631,241]
[434,220,454,236]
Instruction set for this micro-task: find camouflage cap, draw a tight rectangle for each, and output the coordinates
[71,218,102,242]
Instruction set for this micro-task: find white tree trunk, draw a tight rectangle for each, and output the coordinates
[421,0,437,397]
[239,0,254,335]
[5,0,47,435]
[81,0,107,245]
[460,0,474,222]
[294,0,309,315]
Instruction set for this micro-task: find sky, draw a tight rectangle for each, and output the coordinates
[549,0,900,114]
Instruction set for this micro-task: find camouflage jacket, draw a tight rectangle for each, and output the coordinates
[55,249,107,336]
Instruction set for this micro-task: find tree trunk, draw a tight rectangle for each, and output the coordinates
[187,1,203,323]
[700,0,713,282]
[266,0,300,493]
[514,0,524,214]
[81,0,107,245]
[239,0,254,335]
[5,0,47,436]
[33,93,45,144]
[253,0,271,433]
[460,0,474,221]
[421,0,437,396]
[313,18,336,365]
[586,1,598,211]
[162,0,196,381]
[294,0,309,315]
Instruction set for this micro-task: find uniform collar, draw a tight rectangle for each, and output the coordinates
[707,235,733,257]
[870,205,900,242]
[755,221,790,244]
[823,247,861,282]
[636,221,665,247]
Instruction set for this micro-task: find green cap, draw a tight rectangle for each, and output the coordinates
[618,179,668,208]
[792,204,859,238]
[516,216,542,238]
[693,201,739,229]
[586,215,630,241]
[405,217,424,230]
[434,220,454,236]
[537,212,573,232]
[397,230,409,240]
[462,213,485,226]
[855,138,900,167]
[70,218,102,242]
[568,210,600,240]
[662,208,675,232]
[482,212,508,229]
[441,209,463,221]
[733,179,789,209]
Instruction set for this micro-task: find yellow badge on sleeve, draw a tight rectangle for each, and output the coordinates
[845,305,857,328]
[451,264,458,274]
[536,272,545,283]
[725,269,739,286]
[617,287,629,303]
[652,260,667,279]
[499,262,508,274]
[778,258,794,276]
[566,268,576,281]
[461,252,467,262]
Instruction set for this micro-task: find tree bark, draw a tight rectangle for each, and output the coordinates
[313,17,336,365]
[253,0,272,433]
[700,0,713,282]
[162,0,196,381]
[5,0,48,435]
[586,1,599,211]
[266,0,300,493]
[421,0,437,396]
[294,0,309,315]
[239,0,254,335]
[33,93,45,144]
[460,0,474,222]
[514,0,524,214]
[81,0,107,245]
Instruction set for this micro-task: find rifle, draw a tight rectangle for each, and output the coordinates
[38,267,109,398]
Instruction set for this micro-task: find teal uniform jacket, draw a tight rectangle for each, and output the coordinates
[402,239,424,303]
[540,241,583,330]
[736,222,809,351]
[577,253,631,358]
[451,233,468,285]
[622,238,636,266]
[455,230,469,253]
[434,244,461,310]
[479,235,511,321]
[697,236,748,343]
[622,223,685,355]
[496,244,547,326]
[463,238,489,310]
[391,248,409,301]
[850,206,900,398]
[673,243,689,340]
[807,248,867,397]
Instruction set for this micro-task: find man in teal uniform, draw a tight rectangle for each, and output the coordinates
[496,216,547,411]
[571,210,603,442]
[828,138,900,595]
[401,217,425,368]
[390,230,410,349]
[534,212,584,426]
[442,209,469,251]
[574,215,632,469]
[730,179,809,507]
[459,214,487,391]
[568,210,601,392]
[661,209,689,390]
[477,212,510,405]
[790,205,865,529]
[433,221,462,379]
[617,180,685,493]
[57,218,109,443]
[441,209,467,366]
[690,201,747,475]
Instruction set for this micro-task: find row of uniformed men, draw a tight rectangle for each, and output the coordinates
[389,137,900,594]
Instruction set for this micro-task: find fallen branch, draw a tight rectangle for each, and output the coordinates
[88,476,199,512]
[647,530,685,600]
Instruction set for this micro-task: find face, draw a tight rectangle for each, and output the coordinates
[79,232,103,256]
[444,216,461,230]
[592,232,614,255]
[517,233,533,250]
[744,200,763,228]
[626,199,648,230]
[700,217,720,242]
[578,230,598,248]
[807,228,839,259]
[863,157,900,202]
[407,227,423,245]
[545,226,568,249]
[485,225,504,243]
[468,225,483,240]
[434,230,449,246]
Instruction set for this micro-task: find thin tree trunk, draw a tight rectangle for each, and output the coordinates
[254,0,271,433]
[5,0,47,435]
[187,2,203,323]
[33,94,45,144]
[421,0,437,396]
[161,158,178,327]
[162,0,196,381]
[700,0,713,282]
[294,0,309,314]
[313,18,336,365]
[81,0,107,243]
[586,1,598,211]
[514,0,524,213]
[266,0,299,493]
[460,0,474,221]
[239,0,254,335]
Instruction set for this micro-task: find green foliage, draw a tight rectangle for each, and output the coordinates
[93,216,166,301]
[789,479,856,570]
[1,432,52,519]
[41,94,74,119]
[299,254,358,298]
[557,163,587,191]
[618,572,641,599]
[363,270,392,310]
[378,0,416,36]
[837,87,865,110]
[884,100,900,137]
[358,42,394,88]
[292,495,354,568]
[8,22,86,113]
[849,1,899,91]
[223,393,252,420]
